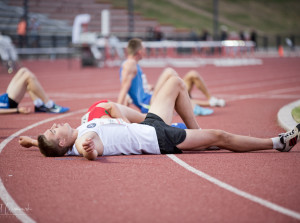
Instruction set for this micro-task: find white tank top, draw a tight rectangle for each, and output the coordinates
[66,118,160,156]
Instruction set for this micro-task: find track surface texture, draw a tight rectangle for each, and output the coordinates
[0,58,299,223]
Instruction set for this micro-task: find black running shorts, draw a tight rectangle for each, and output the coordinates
[8,97,18,108]
[140,113,186,154]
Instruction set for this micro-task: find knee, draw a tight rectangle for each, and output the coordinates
[185,70,200,80]
[15,67,28,78]
[23,69,37,84]
[162,67,178,78]
[170,76,186,91]
[18,67,34,78]
[213,129,231,145]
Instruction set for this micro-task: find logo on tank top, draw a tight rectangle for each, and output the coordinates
[87,123,96,128]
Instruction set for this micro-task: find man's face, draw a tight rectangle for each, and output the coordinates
[137,46,145,60]
[44,123,72,146]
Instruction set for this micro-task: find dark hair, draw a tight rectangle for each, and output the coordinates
[37,134,69,157]
[127,38,142,55]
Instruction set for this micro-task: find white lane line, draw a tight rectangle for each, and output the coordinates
[213,77,300,93]
[0,109,85,223]
[167,154,300,220]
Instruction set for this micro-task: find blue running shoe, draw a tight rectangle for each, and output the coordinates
[35,104,69,114]
[171,123,187,129]
[193,105,213,116]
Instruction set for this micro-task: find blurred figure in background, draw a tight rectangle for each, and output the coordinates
[17,17,27,48]
[0,67,69,114]
[29,16,40,47]
[0,32,19,73]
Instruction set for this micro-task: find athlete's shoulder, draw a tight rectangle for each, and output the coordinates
[121,59,138,78]
[123,58,137,69]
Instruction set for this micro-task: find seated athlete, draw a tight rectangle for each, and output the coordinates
[117,38,225,116]
[27,75,299,160]
[0,67,69,114]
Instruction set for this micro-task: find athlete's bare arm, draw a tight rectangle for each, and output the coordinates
[0,107,30,114]
[117,59,137,105]
[76,133,103,160]
[96,102,130,122]
[19,136,38,148]
[81,138,98,160]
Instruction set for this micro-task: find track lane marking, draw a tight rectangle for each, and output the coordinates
[167,154,300,220]
[0,109,85,223]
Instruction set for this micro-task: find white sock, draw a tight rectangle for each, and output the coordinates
[271,137,283,149]
[34,98,44,107]
[209,97,218,106]
[45,100,54,108]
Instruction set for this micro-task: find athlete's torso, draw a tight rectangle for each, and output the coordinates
[120,61,152,109]
[67,119,160,156]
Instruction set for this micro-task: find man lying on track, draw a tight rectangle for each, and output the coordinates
[19,99,145,148]
[0,67,69,114]
[20,75,299,161]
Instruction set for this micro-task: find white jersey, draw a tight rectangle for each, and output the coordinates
[66,118,160,156]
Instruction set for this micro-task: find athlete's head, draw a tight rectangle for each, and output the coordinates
[127,38,144,59]
[38,123,76,157]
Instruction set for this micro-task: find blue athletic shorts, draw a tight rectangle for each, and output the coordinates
[0,93,10,108]
[0,93,18,108]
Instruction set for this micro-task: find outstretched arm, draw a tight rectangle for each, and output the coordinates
[0,107,31,114]
[19,136,38,148]
[97,102,145,123]
[97,102,130,122]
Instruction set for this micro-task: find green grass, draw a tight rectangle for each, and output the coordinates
[292,106,300,123]
[108,0,300,36]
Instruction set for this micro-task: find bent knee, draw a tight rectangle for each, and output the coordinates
[162,67,178,77]
[15,67,28,78]
[169,76,186,90]
[18,67,35,79]
[18,67,29,73]
[184,70,201,79]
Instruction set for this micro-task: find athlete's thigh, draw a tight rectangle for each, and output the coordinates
[6,68,29,102]
[148,77,179,124]
[177,129,217,150]
[151,68,178,103]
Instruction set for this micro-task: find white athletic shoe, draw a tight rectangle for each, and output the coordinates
[209,97,226,107]
[277,124,300,152]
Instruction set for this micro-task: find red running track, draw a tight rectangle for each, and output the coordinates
[0,58,300,223]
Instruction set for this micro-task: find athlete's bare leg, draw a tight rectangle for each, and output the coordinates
[150,67,178,104]
[177,129,273,152]
[183,70,211,99]
[183,70,211,106]
[6,68,49,103]
[149,76,199,129]
[183,70,225,107]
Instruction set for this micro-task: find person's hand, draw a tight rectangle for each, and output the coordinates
[18,107,31,114]
[19,136,34,148]
[82,138,95,154]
